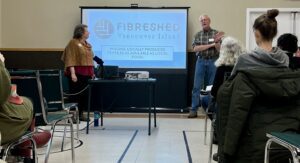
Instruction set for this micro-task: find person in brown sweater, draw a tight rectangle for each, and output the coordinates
[61,24,95,121]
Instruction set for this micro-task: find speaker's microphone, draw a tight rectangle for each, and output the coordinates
[93,56,104,66]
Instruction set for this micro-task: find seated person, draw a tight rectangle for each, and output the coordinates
[201,36,244,114]
[200,36,244,152]
[277,33,300,69]
[0,53,33,145]
[0,53,51,160]
[217,9,300,163]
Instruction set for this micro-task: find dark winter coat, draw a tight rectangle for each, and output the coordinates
[217,68,300,163]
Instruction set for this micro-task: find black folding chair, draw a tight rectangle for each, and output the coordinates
[10,70,75,163]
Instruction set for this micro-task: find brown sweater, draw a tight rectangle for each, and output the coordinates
[61,39,94,68]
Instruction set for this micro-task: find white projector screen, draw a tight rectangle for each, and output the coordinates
[81,7,188,69]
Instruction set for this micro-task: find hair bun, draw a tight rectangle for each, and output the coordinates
[267,9,279,19]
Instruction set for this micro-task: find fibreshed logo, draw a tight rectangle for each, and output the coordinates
[94,19,114,39]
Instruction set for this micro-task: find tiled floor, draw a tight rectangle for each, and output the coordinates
[37,113,217,163]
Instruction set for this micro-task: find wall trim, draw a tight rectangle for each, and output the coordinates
[0,48,64,52]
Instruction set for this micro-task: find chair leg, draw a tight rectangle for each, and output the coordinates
[204,114,208,145]
[2,136,38,162]
[290,149,299,163]
[208,119,214,163]
[69,117,75,163]
[2,142,14,161]
[61,120,68,152]
[75,106,79,141]
[29,137,38,163]
[45,122,58,163]
[69,106,80,141]
[264,139,273,163]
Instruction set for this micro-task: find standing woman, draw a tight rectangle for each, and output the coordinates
[62,24,94,121]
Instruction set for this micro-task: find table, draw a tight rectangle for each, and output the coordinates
[86,78,157,135]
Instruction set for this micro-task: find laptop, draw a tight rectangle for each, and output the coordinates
[95,65,119,79]
[103,66,119,79]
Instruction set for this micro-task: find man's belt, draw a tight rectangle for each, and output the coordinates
[197,55,217,60]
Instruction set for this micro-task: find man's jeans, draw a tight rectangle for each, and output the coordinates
[191,57,216,111]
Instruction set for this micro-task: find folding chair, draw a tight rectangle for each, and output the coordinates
[265,132,300,163]
[10,70,75,163]
[39,70,79,146]
[203,72,231,163]
[0,131,37,163]
[200,91,215,163]
[201,92,215,145]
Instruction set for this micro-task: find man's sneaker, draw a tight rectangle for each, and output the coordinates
[212,153,219,161]
[200,89,208,95]
[188,110,198,118]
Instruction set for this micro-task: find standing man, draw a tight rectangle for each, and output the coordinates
[189,15,222,118]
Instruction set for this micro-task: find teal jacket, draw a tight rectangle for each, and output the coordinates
[217,68,300,163]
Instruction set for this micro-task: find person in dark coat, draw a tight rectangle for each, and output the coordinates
[217,9,300,163]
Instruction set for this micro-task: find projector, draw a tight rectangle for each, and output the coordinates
[125,71,149,79]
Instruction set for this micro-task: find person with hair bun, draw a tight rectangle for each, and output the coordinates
[231,9,289,75]
[61,24,95,121]
[216,9,300,162]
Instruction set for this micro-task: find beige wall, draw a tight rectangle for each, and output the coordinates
[1,0,300,50]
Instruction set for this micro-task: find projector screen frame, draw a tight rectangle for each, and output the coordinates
[80,6,190,74]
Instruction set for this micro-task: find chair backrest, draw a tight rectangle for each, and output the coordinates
[10,70,48,126]
[39,70,65,110]
[223,72,232,81]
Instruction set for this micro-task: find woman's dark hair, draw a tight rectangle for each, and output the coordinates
[73,24,88,39]
[277,33,298,54]
[253,9,279,41]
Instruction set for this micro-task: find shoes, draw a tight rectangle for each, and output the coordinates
[213,153,219,161]
[188,110,198,118]
[200,89,208,95]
